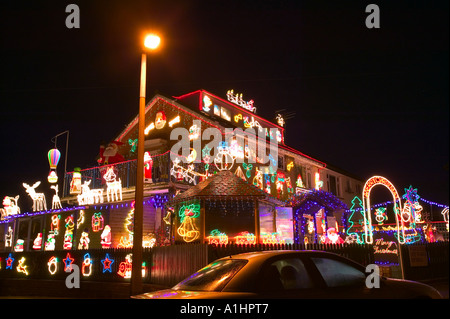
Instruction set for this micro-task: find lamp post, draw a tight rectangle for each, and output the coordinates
[130,34,161,296]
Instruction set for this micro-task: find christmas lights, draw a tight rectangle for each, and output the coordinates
[81,253,92,277]
[188,124,201,140]
[47,256,58,275]
[1,195,20,219]
[253,167,263,190]
[103,167,122,202]
[101,253,114,273]
[375,207,388,225]
[128,138,138,153]
[155,111,167,129]
[50,185,62,210]
[275,114,285,127]
[144,122,155,135]
[177,203,201,243]
[5,226,13,247]
[207,229,228,245]
[63,253,74,272]
[16,257,28,275]
[117,254,132,278]
[78,180,103,205]
[33,233,42,250]
[78,229,90,249]
[226,90,256,113]
[47,148,61,184]
[442,208,449,231]
[314,172,323,190]
[362,176,405,245]
[234,231,256,245]
[70,167,82,195]
[14,239,24,252]
[169,115,181,127]
[23,181,47,212]
[214,142,235,171]
[45,233,56,251]
[92,212,104,232]
[6,253,14,269]
[101,225,112,248]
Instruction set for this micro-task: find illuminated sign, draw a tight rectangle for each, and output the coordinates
[199,92,284,144]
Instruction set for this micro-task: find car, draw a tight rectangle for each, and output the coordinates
[132,250,443,299]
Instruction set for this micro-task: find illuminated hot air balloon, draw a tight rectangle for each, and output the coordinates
[47,149,61,183]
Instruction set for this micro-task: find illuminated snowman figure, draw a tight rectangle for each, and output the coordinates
[213,142,235,171]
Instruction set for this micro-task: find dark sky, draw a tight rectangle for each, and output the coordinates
[1,0,448,210]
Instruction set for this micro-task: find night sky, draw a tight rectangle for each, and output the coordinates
[1,0,448,212]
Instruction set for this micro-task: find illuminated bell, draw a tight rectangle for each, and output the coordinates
[48,149,61,169]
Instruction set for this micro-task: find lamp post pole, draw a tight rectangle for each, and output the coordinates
[131,52,147,296]
[130,34,160,296]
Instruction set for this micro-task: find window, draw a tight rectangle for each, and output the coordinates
[311,257,365,288]
[277,156,285,170]
[173,259,247,292]
[260,258,314,291]
[328,175,337,195]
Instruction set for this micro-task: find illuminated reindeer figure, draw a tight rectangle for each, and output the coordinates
[77,180,103,205]
[50,185,62,210]
[103,167,122,202]
[23,181,47,211]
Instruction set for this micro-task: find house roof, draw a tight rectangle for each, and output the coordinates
[168,170,268,204]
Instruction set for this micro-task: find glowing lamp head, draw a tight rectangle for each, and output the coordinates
[48,149,61,169]
[144,34,161,50]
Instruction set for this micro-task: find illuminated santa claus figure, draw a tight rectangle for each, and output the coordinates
[101,225,112,248]
[324,227,344,244]
[33,233,42,250]
[78,229,90,249]
[98,141,125,165]
[155,111,166,129]
[144,151,153,182]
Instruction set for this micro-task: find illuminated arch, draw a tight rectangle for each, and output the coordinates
[362,176,406,244]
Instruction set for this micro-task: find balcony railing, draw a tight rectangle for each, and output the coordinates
[62,152,172,198]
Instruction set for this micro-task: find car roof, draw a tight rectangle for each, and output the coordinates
[219,249,340,261]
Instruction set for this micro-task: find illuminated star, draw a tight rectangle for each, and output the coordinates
[402,185,420,203]
[63,253,74,272]
[6,253,14,269]
[101,254,114,273]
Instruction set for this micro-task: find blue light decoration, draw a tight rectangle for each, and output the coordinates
[101,253,114,273]
[63,253,74,272]
[290,189,348,244]
[5,253,14,269]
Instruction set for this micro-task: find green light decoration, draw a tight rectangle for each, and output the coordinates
[346,196,366,244]
[177,203,201,242]
[128,138,138,153]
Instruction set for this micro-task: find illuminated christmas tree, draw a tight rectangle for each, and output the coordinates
[346,196,365,244]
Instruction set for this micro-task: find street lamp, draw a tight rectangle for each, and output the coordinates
[131,33,161,296]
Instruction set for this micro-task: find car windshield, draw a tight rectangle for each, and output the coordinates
[173,259,248,292]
